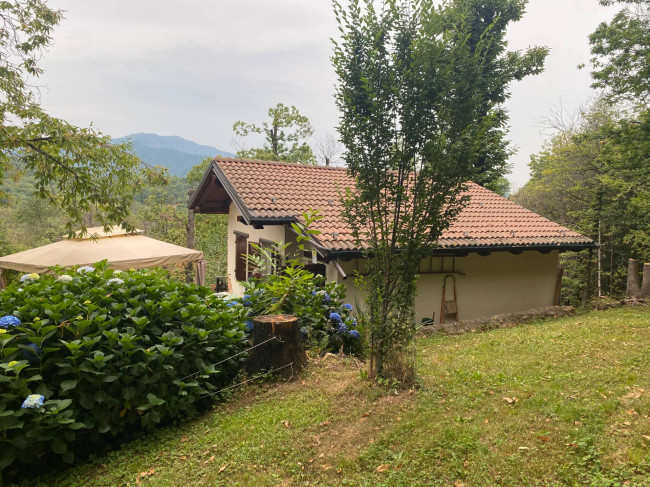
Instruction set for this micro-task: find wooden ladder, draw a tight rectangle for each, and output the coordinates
[440,274,459,323]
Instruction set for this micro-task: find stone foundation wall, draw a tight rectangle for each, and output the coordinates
[416,305,576,336]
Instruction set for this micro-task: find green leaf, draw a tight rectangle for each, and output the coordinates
[60,379,78,392]
[51,437,67,454]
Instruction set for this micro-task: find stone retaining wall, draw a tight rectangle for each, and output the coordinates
[416,305,576,336]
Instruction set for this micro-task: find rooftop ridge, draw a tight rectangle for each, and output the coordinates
[214,156,350,171]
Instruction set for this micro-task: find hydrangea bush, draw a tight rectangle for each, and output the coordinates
[241,266,363,356]
[0,262,247,472]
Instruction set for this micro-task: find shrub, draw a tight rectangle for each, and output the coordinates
[241,266,362,356]
[0,262,247,472]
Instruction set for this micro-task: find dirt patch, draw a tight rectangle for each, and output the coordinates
[305,358,417,464]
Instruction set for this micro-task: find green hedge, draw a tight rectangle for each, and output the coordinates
[0,263,247,472]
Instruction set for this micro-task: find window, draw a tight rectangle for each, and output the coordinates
[259,239,281,276]
[234,232,248,281]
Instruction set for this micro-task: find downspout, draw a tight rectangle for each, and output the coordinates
[332,260,348,280]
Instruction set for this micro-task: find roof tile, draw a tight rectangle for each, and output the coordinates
[214,157,593,252]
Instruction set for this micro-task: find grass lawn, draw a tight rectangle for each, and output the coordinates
[23,306,650,486]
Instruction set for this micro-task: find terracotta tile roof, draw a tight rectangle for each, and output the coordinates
[211,157,594,253]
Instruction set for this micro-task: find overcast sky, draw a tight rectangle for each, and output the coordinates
[39,0,619,189]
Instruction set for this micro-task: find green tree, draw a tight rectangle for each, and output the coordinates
[0,0,166,235]
[512,100,650,303]
[587,0,650,104]
[333,0,547,379]
[233,103,316,164]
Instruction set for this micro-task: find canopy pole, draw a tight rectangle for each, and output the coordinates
[0,268,5,290]
[195,259,206,286]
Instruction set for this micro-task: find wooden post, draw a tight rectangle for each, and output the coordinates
[640,263,650,299]
[626,259,641,297]
[185,190,196,284]
[248,315,306,378]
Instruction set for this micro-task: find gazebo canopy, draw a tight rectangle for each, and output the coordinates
[0,227,204,274]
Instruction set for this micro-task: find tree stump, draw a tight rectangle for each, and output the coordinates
[641,263,650,299]
[248,315,306,378]
[626,259,641,297]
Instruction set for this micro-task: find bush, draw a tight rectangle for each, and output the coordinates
[241,265,363,356]
[0,263,247,472]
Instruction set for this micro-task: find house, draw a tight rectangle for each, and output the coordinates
[189,157,595,324]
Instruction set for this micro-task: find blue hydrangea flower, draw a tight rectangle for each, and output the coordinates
[20,273,39,283]
[244,320,254,332]
[349,330,361,339]
[0,315,20,329]
[321,293,331,305]
[342,303,353,311]
[21,394,45,409]
[77,266,95,273]
[337,323,349,334]
[23,343,42,361]
[226,301,239,307]
[329,312,342,323]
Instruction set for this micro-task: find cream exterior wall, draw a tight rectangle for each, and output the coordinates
[226,203,286,295]
[335,250,559,323]
[225,209,559,322]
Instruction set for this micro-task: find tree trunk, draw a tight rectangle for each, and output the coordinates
[248,315,306,378]
[582,248,593,307]
[626,259,641,297]
[640,263,650,299]
[597,221,602,297]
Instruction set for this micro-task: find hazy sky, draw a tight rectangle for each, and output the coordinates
[39,1,619,189]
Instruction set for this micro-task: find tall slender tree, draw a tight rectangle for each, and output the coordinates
[333,0,547,379]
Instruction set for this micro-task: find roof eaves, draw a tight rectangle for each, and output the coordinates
[212,161,254,224]
[187,160,217,209]
[326,241,596,259]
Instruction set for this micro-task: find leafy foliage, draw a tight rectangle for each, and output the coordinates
[0,0,166,235]
[512,100,650,303]
[587,0,650,104]
[241,211,363,356]
[0,263,247,473]
[332,0,546,378]
[233,103,316,164]
[241,269,362,356]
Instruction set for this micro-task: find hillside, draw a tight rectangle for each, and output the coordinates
[113,133,235,177]
[33,306,650,486]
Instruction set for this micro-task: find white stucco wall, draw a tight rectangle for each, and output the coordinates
[227,204,285,295]
[335,250,559,323]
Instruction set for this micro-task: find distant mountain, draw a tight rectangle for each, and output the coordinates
[113,133,235,178]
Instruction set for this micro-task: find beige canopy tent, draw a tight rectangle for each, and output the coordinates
[0,227,205,288]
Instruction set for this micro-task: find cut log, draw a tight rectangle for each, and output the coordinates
[626,259,641,297]
[248,315,306,378]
